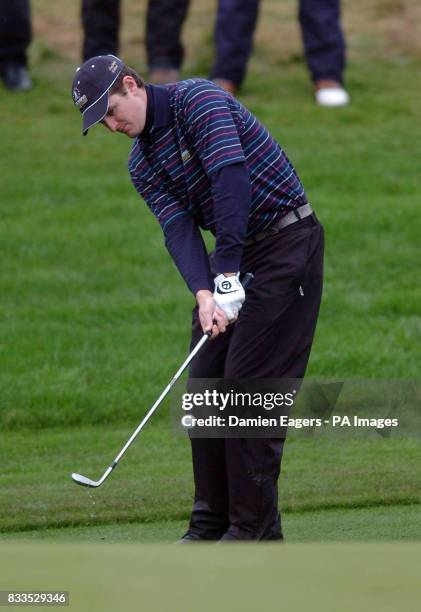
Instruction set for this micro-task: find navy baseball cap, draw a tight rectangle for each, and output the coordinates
[72,55,124,135]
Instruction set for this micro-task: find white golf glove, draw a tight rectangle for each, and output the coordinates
[213,273,245,321]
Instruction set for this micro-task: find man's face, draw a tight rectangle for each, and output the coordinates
[102,78,146,138]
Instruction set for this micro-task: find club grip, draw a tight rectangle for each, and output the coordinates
[241,272,254,289]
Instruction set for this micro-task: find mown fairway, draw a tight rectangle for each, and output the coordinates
[0,0,420,556]
[1,542,421,612]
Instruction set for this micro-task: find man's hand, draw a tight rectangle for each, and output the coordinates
[213,273,245,321]
[196,290,230,338]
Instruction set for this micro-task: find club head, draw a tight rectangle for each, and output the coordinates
[71,473,100,488]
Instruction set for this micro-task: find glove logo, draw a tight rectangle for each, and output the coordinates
[217,279,237,294]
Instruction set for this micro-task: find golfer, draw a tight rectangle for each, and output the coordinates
[72,55,324,541]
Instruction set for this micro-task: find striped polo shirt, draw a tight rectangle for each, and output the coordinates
[128,79,308,293]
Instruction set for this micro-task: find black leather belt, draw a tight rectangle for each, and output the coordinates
[245,203,314,246]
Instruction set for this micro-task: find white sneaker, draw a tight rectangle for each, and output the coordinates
[315,81,350,107]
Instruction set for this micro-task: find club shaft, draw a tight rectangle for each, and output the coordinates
[112,333,209,466]
[112,272,253,467]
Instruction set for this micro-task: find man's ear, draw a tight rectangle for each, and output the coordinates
[122,75,138,93]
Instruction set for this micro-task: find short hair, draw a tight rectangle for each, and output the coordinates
[109,66,144,95]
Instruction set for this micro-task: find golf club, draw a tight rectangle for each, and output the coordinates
[71,272,254,488]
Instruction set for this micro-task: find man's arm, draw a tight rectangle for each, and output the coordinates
[182,82,251,320]
[210,162,251,274]
[129,168,212,293]
[129,168,230,336]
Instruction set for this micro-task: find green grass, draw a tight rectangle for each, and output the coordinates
[0,424,419,537]
[2,505,421,543]
[1,542,420,612]
[1,57,421,429]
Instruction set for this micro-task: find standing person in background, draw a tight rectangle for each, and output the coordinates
[0,0,32,91]
[210,0,349,106]
[81,0,349,106]
[81,0,189,83]
[299,0,349,106]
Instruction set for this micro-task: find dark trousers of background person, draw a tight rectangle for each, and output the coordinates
[144,0,255,82]
[81,0,121,61]
[146,0,254,80]
[0,0,31,68]
[209,0,346,87]
[145,0,345,86]
[146,0,190,70]
[81,0,189,67]
[300,0,346,83]
[188,215,324,540]
[146,0,345,86]
[81,0,345,84]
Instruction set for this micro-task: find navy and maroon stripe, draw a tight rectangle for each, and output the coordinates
[128,79,308,293]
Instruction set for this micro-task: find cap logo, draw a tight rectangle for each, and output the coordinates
[73,87,88,109]
[109,60,119,73]
[75,94,88,109]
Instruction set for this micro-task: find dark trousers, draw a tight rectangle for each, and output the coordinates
[0,0,31,66]
[81,1,345,83]
[146,0,190,70]
[210,0,260,87]
[299,0,346,83]
[81,0,121,61]
[210,0,346,85]
[81,0,190,66]
[144,0,345,85]
[188,215,324,540]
